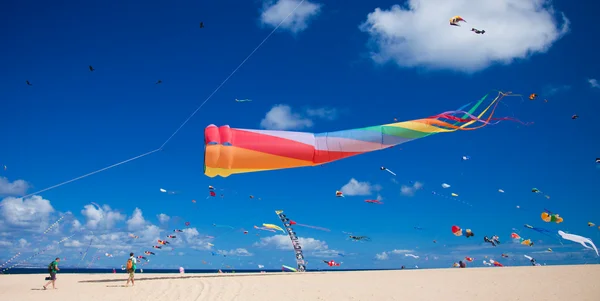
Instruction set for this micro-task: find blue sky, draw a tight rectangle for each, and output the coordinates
[1,0,600,271]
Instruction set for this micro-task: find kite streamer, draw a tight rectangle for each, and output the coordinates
[275,210,306,272]
[204,91,524,177]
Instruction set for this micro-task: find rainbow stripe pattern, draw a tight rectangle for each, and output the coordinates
[204,92,512,177]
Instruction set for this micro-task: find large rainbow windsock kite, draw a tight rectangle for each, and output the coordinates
[204,91,523,177]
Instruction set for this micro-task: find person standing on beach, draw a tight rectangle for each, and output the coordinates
[43,258,60,290]
[125,252,137,287]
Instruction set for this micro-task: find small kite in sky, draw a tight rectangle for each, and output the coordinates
[511,233,534,246]
[588,222,596,227]
[323,260,341,266]
[349,235,370,242]
[365,199,383,205]
[380,166,396,176]
[452,225,474,238]
[89,65,95,72]
[235,98,252,102]
[156,80,162,84]
[200,22,204,28]
[254,225,276,233]
[471,28,485,34]
[529,93,537,100]
[489,259,503,267]
[498,189,505,193]
[26,80,32,86]
[262,224,284,233]
[451,193,459,197]
[531,188,550,199]
[596,158,600,164]
[441,183,450,188]
[572,114,578,120]
[484,235,500,246]
[449,16,466,26]
[335,191,344,197]
[541,211,563,223]
[462,156,470,161]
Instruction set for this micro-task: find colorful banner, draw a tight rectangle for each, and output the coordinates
[275,210,306,272]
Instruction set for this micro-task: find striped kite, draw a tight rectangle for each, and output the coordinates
[204,92,525,177]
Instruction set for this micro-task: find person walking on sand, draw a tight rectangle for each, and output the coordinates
[125,252,137,287]
[43,258,60,290]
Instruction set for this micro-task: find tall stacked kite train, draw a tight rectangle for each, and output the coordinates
[275,210,306,272]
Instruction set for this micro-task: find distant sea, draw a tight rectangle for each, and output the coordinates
[1,267,406,275]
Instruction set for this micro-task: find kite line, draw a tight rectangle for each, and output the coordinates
[18,0,307,198]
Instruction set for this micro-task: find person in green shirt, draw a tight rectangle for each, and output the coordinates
[43,258,60,290]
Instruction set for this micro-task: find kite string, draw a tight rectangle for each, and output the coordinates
[17,0,307,198]
[21,149,161,198]
[158,0,306,150]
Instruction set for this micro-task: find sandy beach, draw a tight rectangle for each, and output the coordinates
[1,265,599,301]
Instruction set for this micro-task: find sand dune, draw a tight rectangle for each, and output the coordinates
[1,265,599,301]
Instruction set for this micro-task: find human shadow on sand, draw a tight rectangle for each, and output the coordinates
[79,272,309,284]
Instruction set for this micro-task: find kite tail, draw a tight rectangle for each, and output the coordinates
[204,91,525,177]
[297,224,331,232]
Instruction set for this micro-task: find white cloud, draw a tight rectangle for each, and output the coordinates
[0,177,29,196]
[178,228,213,251]
[259,104,337,130]
[64,239,84,248]
[81,204,125,230]
[157,213,170,224]
[376,249,414,260]
[400,181,423,196]
[375,252,389,260]
[340,178,381,196]
[18,238,30,248]
[126,208,146,231]
[71,220,83,232]
[360,0,570,72]
[218,248,254,257]
[305,107,338,120]
[543,84,570,96]
[260,0,322,33]
[254,234,328,251]
[588,78,600,89]
[0,195,55,229]
[311,249,344,258]
[390,249,413,254]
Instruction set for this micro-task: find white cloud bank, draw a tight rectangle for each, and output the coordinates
[340,178,381,196]
[360,0,570,72]
[254,235,342,258]
[588,79,600,89]
[260,0,322,33]
[0,177,29,196]
[260,104,337,130]
[0,195,55,229]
